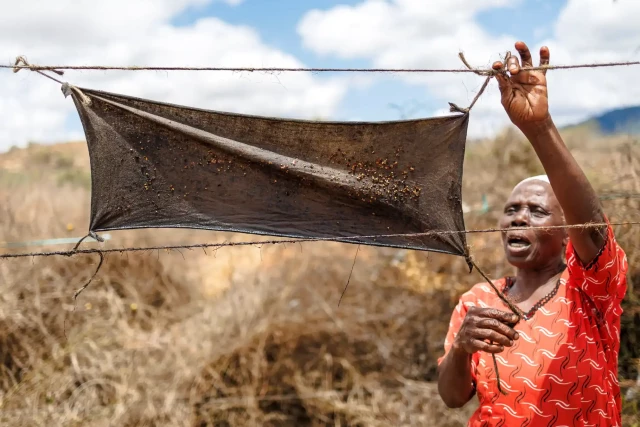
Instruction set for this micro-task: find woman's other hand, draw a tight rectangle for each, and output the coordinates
[453,307,520,355]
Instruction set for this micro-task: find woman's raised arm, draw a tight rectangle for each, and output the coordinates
[492,41,606,265]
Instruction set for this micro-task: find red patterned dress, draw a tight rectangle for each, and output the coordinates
[439,221,628,426]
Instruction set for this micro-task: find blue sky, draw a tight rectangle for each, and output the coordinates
[2,0,638,150]
[173,1,564,64]
[170,0,566,122]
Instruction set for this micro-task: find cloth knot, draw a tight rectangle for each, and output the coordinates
[61,82,92,106]
[448,102,470,114]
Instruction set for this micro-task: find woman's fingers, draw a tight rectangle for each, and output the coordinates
[539,46,550,75]
[506,50,521,74]
[470,339,504,354]
[515,41,533,68]
[480,308,520,326]
[472,328,514,347]
[477,318,519,341]
[461,307,520,355]
[514,42,550,76]
[492,61,511,94]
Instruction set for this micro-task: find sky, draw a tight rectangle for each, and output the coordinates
[0,0,639,151]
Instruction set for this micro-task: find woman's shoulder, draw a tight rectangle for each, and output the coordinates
[455,278,509,309]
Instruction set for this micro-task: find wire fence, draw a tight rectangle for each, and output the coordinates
[3,51,640,403]
[1,221,638,260]
[3,54,639,273]
[4,60,640,74]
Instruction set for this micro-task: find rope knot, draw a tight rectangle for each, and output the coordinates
[447,52,503,114]
[13,56,30,73]
[457,52,496,77]
[13,55,64,76]
[72,232,104,252]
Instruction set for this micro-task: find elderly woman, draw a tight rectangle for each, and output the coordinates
[437,41,628,426]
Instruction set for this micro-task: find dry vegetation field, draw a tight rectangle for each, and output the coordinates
[0,125,639,426]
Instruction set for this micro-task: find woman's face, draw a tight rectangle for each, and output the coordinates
[499,180,567,270]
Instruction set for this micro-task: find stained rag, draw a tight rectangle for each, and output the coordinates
[65,85,471,257]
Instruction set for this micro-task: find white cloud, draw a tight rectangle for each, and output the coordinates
[539,0,640,122]
[298,0,520,138]
[3,0,638,150]
[554,0,640,57]
[299,0,514,65]
[533,26,549,40]
[0,0,345,151]
[297,0,640,138]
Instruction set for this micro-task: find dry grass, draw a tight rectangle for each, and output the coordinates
[0,127,638,426]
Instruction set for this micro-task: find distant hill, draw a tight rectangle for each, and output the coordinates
[562,106,640,135]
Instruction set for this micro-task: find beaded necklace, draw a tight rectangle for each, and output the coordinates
[503,275,562,320]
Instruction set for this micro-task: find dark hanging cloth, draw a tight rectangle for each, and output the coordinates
[64,85,470,258]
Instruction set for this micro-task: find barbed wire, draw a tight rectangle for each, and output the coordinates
[4,60,640,74]
[1,221,638,260]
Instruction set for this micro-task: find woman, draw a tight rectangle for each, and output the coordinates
[437,41,628,426]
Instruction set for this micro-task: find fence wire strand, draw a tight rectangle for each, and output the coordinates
[1,221,638,260]
[4,60,640,74]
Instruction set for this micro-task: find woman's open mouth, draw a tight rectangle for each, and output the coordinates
[508,237,530,248]
[506,234,532,255]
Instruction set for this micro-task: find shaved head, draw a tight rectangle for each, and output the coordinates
[499,179,567,270]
